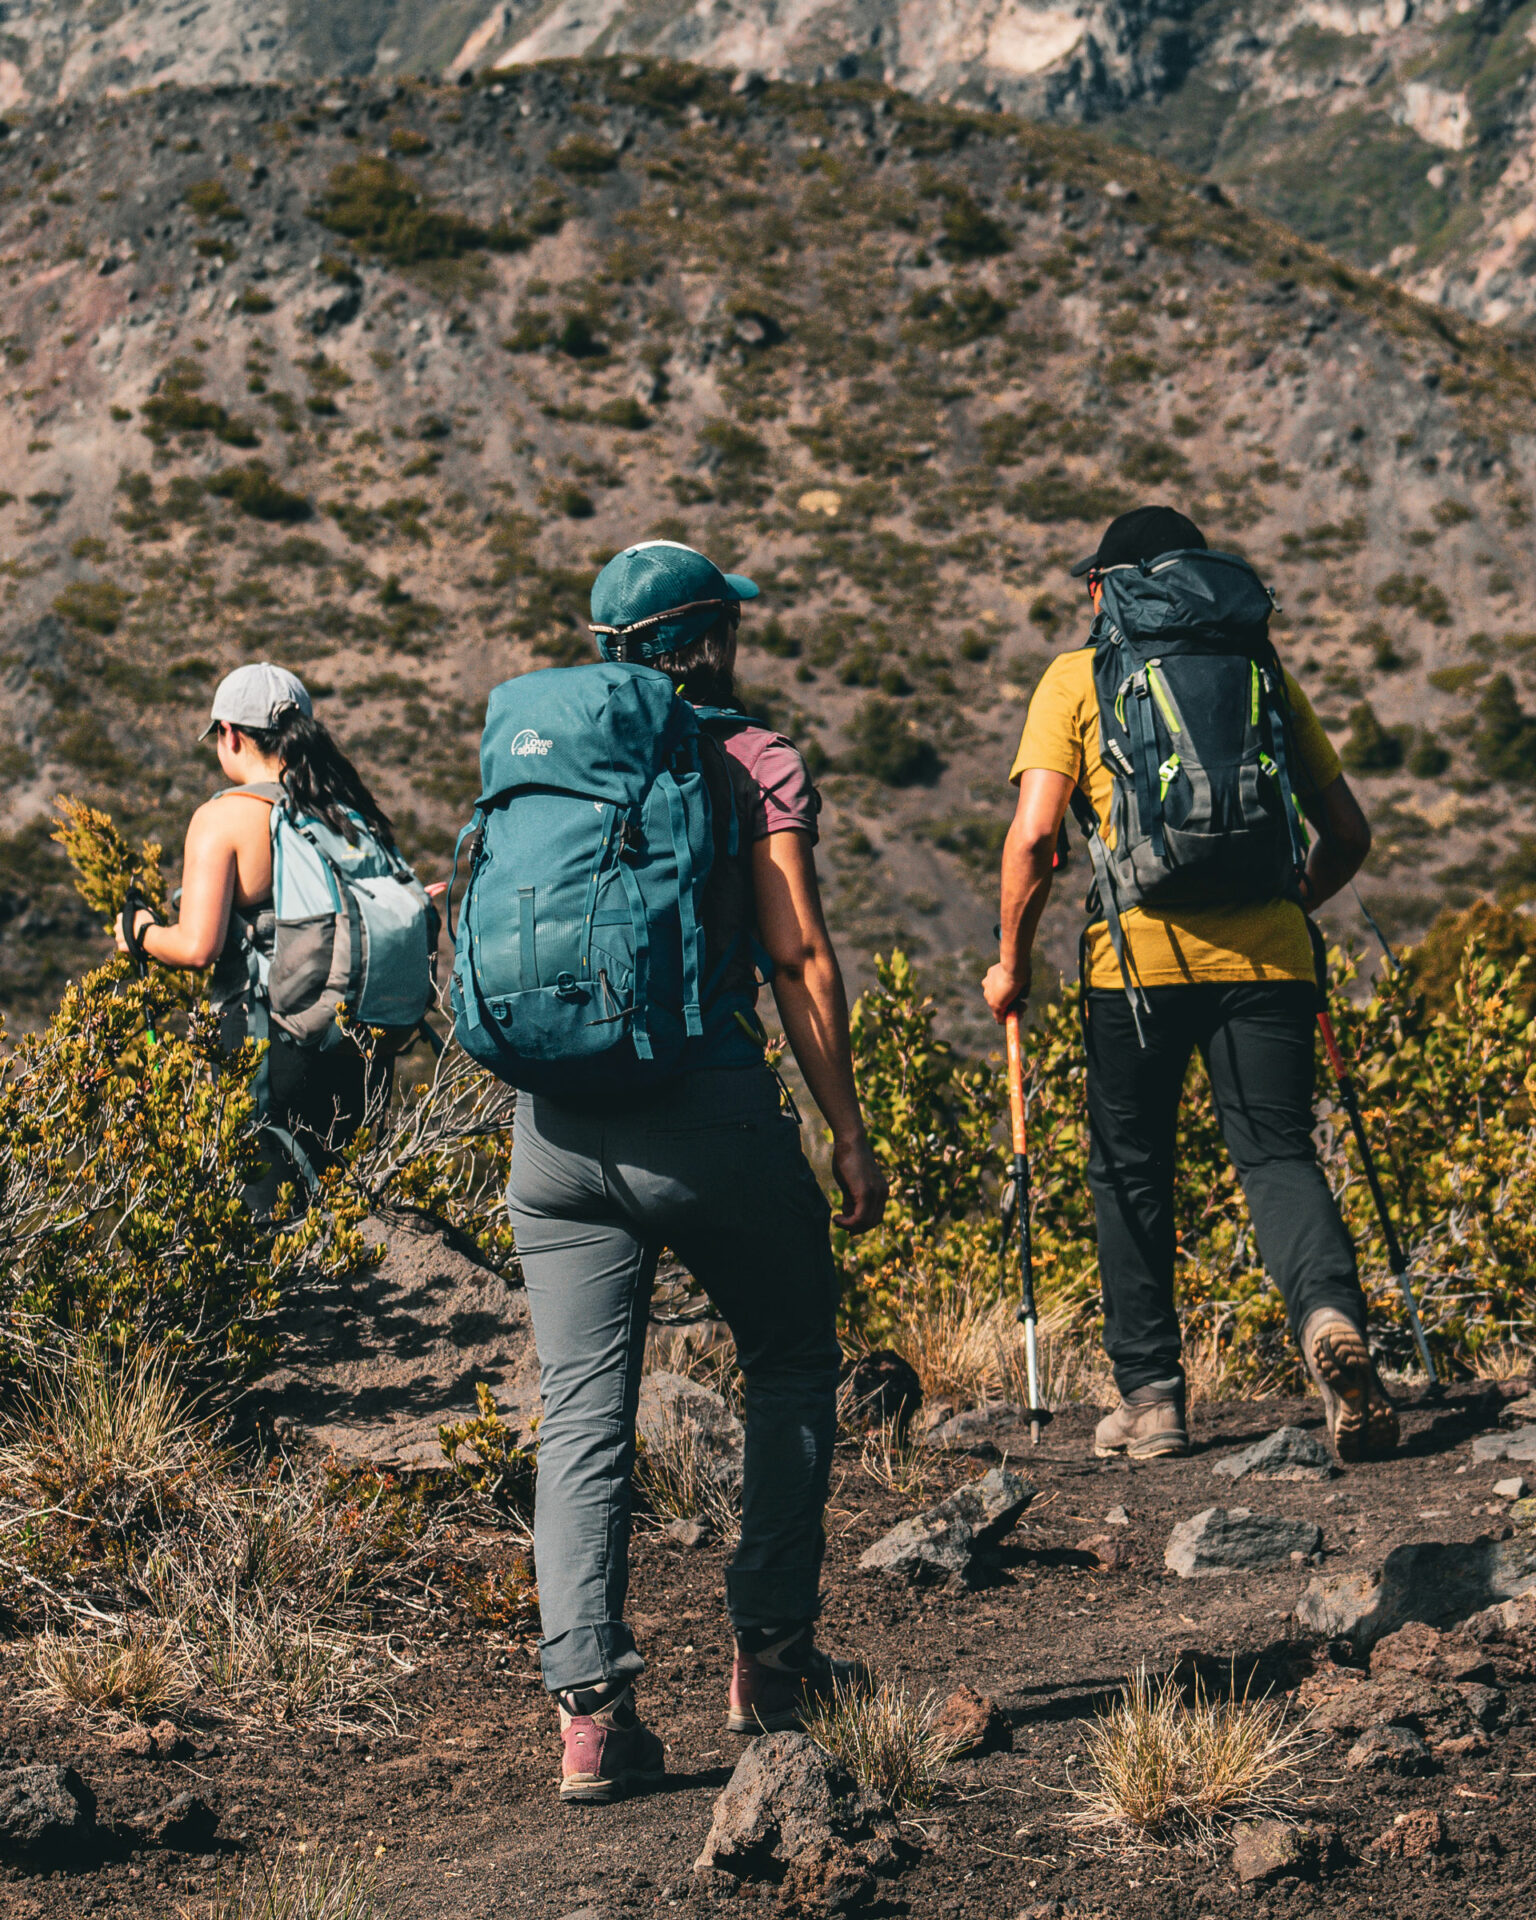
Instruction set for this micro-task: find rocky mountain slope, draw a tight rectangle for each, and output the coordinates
[17,3,1536,330]
[3,61,1536,1029]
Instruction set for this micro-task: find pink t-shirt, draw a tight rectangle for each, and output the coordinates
[721,724,820,843]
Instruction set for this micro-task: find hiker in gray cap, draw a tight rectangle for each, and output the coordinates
[115,661,431,1210]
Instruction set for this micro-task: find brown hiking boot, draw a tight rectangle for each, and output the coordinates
[727,1625,870,1734]
[1094,1378,1190,1459]
[1303,1309,1399,1463]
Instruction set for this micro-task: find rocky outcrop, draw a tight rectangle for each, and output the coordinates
[1297,1533,1536,1650]
[860,1468,1035,1586]
[1164,1507,1322,1578]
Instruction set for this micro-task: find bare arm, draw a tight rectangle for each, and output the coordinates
[115,801,239,970]
[982,768,1076,1022]
[1297,772,1371,912]
[754,830,888,1234]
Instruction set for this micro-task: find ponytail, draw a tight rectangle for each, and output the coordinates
[242,707,396,850]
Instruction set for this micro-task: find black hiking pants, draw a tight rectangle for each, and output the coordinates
[1084,981,1368,1395]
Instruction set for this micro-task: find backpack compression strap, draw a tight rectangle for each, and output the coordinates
[1068,787,1150,1047]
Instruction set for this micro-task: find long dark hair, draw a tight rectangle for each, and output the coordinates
[242,706,396,849]
[651,610,740,709]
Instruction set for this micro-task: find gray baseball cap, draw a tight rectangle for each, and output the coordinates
[199,662,313,740]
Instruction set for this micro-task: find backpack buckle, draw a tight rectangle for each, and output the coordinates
[553,972,586,1002]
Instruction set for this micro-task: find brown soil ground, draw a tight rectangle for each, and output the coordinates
[3,1382,1533,1919]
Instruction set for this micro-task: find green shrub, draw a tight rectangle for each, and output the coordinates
[934,188,1010,260]
[310,157,524,266]
[1376,572,1451,625]
[904,286,1009,345]
[595,395,650,430]
[556,312,604,359]
[388,127,432,156]
[549,135,619,177]
[1007,470,1129,525]
[183,178,243,223]
[844,698,941,786]
[53,580,131,635]
[206,463,311,523]
[1407,731,1450,778]
[844,943,1536,1379]
[1473,672,1536,783]
[1340,701,1405,773]
[141,360,259,447]
[1120,437,1189,486]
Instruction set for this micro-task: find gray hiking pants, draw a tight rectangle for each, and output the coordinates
[507,1066,842,1695]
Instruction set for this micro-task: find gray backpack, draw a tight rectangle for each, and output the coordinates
[1072,550,1309,1037]
[222,782,437,1053]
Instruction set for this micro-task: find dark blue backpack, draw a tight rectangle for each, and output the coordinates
[449,661,741,1099]
[1074,549,1310,1034]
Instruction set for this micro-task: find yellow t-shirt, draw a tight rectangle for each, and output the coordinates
[1010,648,1341,988]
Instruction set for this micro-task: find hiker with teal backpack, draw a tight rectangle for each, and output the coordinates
[982,508,1399,1464]
[115,663,437,1212]
[450,541,888,1805]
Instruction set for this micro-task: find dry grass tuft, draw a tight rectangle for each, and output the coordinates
[645,1323,741,1407]
[804,1674,952,1813]
[1470,1339,1531,1382]
[0,1336,210,1536]
[884,1271,1115,1413]
[181,1847,400,1919]
[1071,1666,1319,1846]
[30,1619,190,1720]
[856,1411,927,1498]
[632,1405,740,1541]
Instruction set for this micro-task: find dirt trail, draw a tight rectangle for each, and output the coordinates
[4,1384,1534,1918]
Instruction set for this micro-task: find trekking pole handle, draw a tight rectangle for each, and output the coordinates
[119,882,158,979]
[1005,1007,1028,1158]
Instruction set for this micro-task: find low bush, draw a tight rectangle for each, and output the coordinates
[1340,700,1405,773]
[843,941,1536,1384]
[206,462,311,523]
[843,698,942,786]
[310,157,525,267]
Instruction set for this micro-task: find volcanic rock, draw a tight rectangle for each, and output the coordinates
[1370,1809,1447,1859]
[1164,1507,1322,1578]
[1211,1426,1335,1482]
[1232,1819,1320,1885]
[839,1349,922,1433]
[932,1685,1012,1758]
[1346,1723,1435,1774]
[637,1371,745,1497]
[859,1468,1035,1587]
[693,1732,900,1886]
[0,1764,97,1859]
[1473,1427,1536,1464]
[1297,1533,1536,1649]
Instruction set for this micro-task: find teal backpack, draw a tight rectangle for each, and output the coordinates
[1074,550,1309,1036]
[449,661,748,1100]
[224,782,437,1056]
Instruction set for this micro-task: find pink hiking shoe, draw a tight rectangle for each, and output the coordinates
[727,1624,870,1735]
[557,1686,665,1805]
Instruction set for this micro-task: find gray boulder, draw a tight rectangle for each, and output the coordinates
[1297,1533,1536,1649]
[1346,1724,1435,1775]
[0,1764,97,1859]
[1212,1426,1335,1482]
[1472,1427,1536,1464]
[302,278,361,334]
[859,1468,1034,1587]
[637,1370,744,1496]
[1164,1506,1322,1578]
[693,1731,899,1885]
[919,1404,1025,1457]
[1232,1819,1322,1885]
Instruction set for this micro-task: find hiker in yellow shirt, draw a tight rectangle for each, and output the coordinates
[983,507,1399,1463]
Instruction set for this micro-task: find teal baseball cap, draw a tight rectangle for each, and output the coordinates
[589,540,758,662]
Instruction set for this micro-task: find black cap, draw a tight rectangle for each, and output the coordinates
[1069,505,1207,578]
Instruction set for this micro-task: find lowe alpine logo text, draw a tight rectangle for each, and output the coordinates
[510,729,553,757]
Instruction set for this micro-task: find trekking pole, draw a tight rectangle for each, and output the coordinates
[1003,1006,1049,1445]
[118,878,161,1048]
[1308,921,1437,1386]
